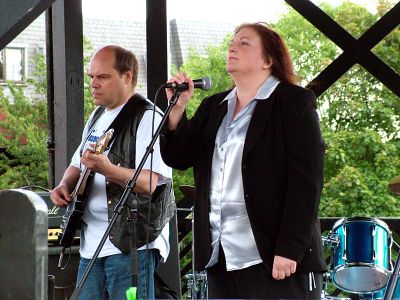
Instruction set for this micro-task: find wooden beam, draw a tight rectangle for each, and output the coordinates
[284,0,400,97]
[0,0,55,50]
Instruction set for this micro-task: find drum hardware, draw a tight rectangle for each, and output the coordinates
[321,294,352,300]
[185,271,208,300]
[321,272,331,297]
[383,238,400,299]
[321,296,352,300]
[393,240,400,250]
[177,206,208,299]
[322,234,340,247]
[321,272,351,300]
[343,226,347,261]
[383,176,400,299]
[326,217,392,294]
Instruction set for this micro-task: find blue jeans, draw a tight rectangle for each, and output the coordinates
[136,249,160,300]
[76,250,161,300]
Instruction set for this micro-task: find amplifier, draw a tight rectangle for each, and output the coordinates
[34,191,80,243]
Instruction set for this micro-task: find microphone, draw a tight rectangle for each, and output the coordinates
[163,76,212,91]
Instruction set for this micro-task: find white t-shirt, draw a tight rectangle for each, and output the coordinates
[70,101,172,261]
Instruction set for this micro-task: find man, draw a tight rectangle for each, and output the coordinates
[51,45,173,300]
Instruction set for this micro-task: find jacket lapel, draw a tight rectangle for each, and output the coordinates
[243,98,273,159]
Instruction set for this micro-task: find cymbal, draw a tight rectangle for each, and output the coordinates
[388,175,400,195]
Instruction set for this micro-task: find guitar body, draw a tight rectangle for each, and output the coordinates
[57,129,113,249]
[58,172,94,248]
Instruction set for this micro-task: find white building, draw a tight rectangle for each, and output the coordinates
[0,14,235,100]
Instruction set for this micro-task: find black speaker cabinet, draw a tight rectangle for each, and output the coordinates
[48,245,80,300]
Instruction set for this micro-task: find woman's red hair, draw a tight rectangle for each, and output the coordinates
[234,22,298,85]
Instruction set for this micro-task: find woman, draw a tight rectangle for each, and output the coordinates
[161,22,327,299]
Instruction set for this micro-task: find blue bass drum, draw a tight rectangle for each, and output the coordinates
[329,217,392,294]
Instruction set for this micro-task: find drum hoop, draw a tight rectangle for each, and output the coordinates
[332,263,391,294]
[332,217,391,233]
[335,261,391,271]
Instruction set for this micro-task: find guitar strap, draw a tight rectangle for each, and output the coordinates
[88,93,150,148]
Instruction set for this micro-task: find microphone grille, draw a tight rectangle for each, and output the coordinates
[202,77,212,91]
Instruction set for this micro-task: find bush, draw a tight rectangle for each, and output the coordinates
[0,85,49,189]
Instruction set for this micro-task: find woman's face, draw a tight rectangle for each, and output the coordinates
[226,27,270,76]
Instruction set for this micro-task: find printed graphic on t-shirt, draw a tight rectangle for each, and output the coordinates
[81,129,106,155]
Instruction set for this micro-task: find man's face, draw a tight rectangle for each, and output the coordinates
[87,49,132,109]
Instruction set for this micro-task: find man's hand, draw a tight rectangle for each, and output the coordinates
[272,255,297,280]
[80,148,112,174]
[51,184,71,207]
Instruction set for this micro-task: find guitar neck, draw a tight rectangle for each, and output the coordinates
[70,129,113,198]
[71,166,92,197]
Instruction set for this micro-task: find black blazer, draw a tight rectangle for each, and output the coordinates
[161,82,327,273]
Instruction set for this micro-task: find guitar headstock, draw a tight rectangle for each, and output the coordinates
[93,129,114,154]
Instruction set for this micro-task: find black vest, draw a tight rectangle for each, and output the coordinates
[89,94,175,252]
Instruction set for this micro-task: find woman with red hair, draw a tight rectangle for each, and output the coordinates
[161,22,326,299]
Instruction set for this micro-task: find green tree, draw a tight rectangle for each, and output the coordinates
[321,128,400,216]
[171,36,234,200]
[174,0,400,217]
[0,37,94,189]
[274,1,400,138]
[82,36,96,120]
[271,0,400,216]
[179,36,233,117]
[0,85,48,188]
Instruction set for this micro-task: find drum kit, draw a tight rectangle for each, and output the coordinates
[184,215,400,300]
[181,176,400,300]
[321,176,400,299]
[322,216,399,299]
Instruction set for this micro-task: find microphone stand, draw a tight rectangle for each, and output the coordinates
[70,88,182,300]
[384,252,400,300]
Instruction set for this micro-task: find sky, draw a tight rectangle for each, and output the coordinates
[82,0,379,23]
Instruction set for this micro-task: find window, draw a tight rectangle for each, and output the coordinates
[0,47,26,82]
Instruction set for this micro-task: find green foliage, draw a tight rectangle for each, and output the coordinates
[277,0,400,217]
[178,35,234,118]
[26,51,47,96]
[0,37,95,189]
[271,3,343,85]
[0,84,48,188]
[173,169,194,202]
[171,36,234,198]
[173,1,400,218]
[82,36,96,120]
[321,128,400,217]
[273,1,400,139]
[0,1,399,219]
